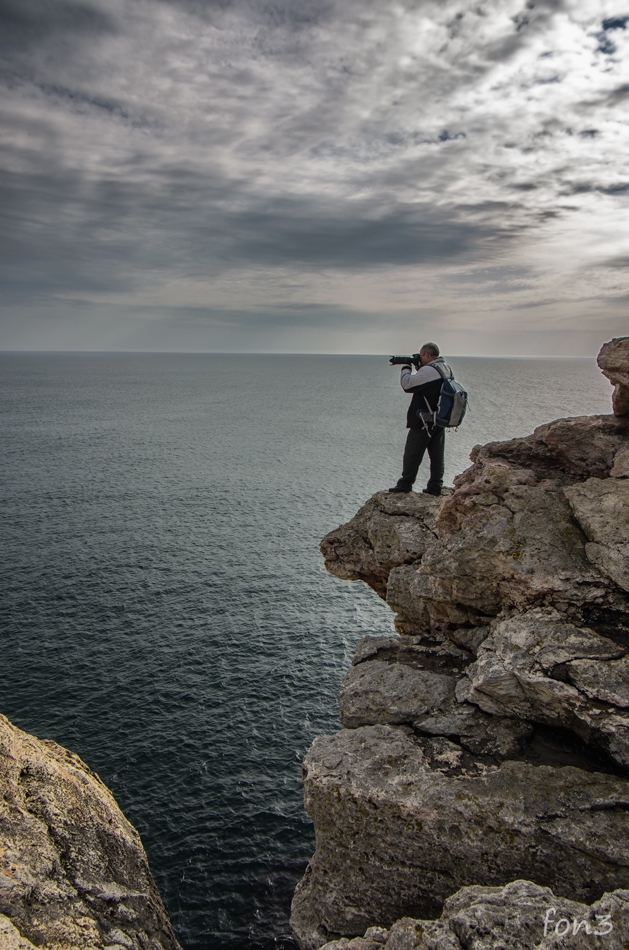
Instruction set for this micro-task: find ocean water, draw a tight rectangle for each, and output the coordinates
[0,353,613,949]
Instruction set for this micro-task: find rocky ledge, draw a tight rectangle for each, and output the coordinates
[318,880,629,950]
[0,714,181,950]
[291,338,629,949]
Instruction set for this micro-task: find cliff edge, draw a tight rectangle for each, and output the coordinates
[291,338,629,949]
[0,713,181,950]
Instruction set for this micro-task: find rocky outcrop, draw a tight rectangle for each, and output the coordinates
[565,477,629,592]
[318,880,629,950]
[598,336,629,416]
[291,724,629,949]
[0,714,181,950]
[321,416,629,640]
[460,608,629,769]
[293,342,629,948]
[320,491,445,598]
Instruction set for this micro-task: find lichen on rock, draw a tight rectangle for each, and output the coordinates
[291,725,629,949]
[318,880,629,950]
[0,714,181,950]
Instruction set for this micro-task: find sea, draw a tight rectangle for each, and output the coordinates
[0,353,614,949]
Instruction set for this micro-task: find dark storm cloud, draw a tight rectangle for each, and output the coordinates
[0,158,496,304]
[0,0,115,46]
[594,13,629,53]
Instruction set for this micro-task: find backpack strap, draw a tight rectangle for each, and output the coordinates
[430,361,453,381]
[421,397,436,430]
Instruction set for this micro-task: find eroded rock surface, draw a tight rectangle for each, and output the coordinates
[299,358,629,950]
[598,336,629,416]
[0,714,181,950]
[318,880,629,950]
[291,725,629,949]
[339,661,455,729]
[566,478,629,593]
[320,491,443,597]
[460,609,629,769]
[321,415,629,640]
[389,471,611,635]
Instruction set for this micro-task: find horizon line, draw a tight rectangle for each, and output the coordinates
[0,349,598,360]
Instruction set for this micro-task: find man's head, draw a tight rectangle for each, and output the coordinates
[419,343,439,365]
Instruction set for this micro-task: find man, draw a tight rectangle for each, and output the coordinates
[389,342,449,496]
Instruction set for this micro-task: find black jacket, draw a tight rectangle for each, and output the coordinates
[400,358,451,429]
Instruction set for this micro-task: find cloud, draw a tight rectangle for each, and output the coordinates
[0,0,628,353]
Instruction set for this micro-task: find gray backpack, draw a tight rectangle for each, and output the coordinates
[418,363,468,428]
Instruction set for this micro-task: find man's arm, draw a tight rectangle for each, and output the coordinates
[400,364,440,392]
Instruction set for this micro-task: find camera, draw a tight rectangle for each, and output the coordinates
[389,354,420,368]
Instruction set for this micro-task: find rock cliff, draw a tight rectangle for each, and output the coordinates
[292,338,629,949]
[0,714,181,950]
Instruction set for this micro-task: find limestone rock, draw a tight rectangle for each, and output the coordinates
[320,879,629,950]
[565,478,629,592]
[446,416,629,500]
[413,702,532,760]
[290,725,629,949]
[387,470,612,636]
[598,337,629,416]
[344,636,530,760]
[462,609,629,768]
[448,626,490,655]
[305,392,629,950]
[351,635,470,668]
[320,492,442,597]
[319,415,629,639]
[0,916,38,950]
[611,442,629,477]
[567,655,629,708]
[339,661,455,729]
[0,714,181,950]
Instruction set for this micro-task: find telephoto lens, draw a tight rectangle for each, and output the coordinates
[389,355,419,366]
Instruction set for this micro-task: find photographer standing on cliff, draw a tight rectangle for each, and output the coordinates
[388,343,450,497]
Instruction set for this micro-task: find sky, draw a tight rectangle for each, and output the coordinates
[1,0,628,356]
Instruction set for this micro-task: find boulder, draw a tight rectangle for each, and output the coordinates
[598,337,629,416]
[291,725,629,949]
[387,470,612,637]
[0,714,181,950]
[342,635,532,760]
[339,661,455,729]
[460,608,629,769]
[319,880,629,950]
[320,492,443,598]
[565,478,629,593]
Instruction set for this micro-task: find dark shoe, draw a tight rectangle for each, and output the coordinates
[422,488,441,497]
[388,486,411,493]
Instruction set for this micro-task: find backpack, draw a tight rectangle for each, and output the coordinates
[418,362,468,429]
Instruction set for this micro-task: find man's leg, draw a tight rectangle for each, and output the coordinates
[425,426,445,494]
[392,428,430,491]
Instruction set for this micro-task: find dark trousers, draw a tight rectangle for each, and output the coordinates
[396,426,445,493]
